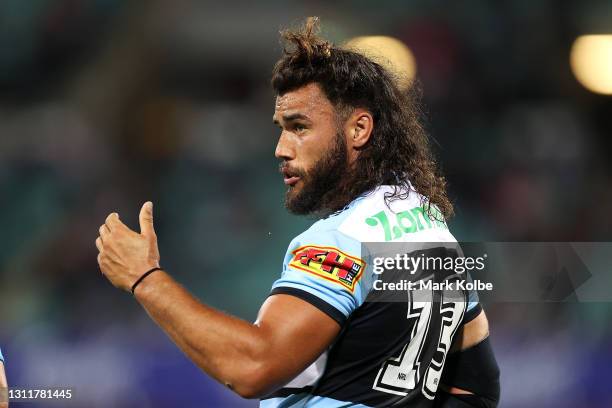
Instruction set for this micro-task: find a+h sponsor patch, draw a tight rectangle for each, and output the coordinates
[289,245,365,292]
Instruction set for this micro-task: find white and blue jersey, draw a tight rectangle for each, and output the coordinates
[263,185,481,408]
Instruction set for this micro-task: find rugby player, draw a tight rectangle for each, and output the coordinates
[96,17,499,407]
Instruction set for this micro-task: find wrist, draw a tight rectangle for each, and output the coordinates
[132,267,166,297]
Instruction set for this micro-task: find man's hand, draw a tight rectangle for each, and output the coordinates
[96,202,160,292]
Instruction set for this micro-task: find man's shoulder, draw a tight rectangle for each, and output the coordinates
[293,186,387,239]
[290,206,360,249]
[334,185,456,243]
[289,184,456,247]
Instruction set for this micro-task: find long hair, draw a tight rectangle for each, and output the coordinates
[271,17,453,220]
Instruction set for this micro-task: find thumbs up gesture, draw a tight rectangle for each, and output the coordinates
[96,202,161,292]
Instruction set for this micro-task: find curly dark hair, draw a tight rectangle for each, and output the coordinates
[271,17,453,220]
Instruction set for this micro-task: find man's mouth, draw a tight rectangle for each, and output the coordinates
[280,166,302,187]
[284,176,301,186]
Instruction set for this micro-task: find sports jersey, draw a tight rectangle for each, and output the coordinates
[262,185,481,407]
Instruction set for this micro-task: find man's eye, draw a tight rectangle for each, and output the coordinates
[294,124,306,132]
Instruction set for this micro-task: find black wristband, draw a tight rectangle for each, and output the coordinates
[131,267,162,294]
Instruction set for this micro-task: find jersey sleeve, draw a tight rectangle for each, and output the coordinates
[0,347,3,362]
[270,228,368,326]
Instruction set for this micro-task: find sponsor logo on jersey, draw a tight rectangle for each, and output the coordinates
[289,245,365,292]
[364,206,448,242]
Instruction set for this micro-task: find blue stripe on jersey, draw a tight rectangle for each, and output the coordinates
[260,393,372,408]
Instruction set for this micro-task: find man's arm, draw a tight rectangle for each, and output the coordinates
[450,310,490,354]
[438,310,500,407]
[440,310,490,395]
[96,202,341,398]
[135,273,339,397]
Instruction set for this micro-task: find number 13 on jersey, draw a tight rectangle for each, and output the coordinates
[373,277,467,400]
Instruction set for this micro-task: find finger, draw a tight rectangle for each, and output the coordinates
[99,224,110,239]
[95,236,103,252]
[104,212,125,232]
[139,201,156,237]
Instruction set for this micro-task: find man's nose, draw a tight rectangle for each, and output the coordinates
[275,131,295,161]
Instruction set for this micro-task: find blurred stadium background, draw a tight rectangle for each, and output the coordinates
[0,1,611,407]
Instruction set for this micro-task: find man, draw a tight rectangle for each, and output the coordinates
[96,17,499,407]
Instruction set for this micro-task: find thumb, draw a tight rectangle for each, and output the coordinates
[139,201,156,237]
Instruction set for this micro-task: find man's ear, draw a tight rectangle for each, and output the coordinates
[344,108,374,149]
